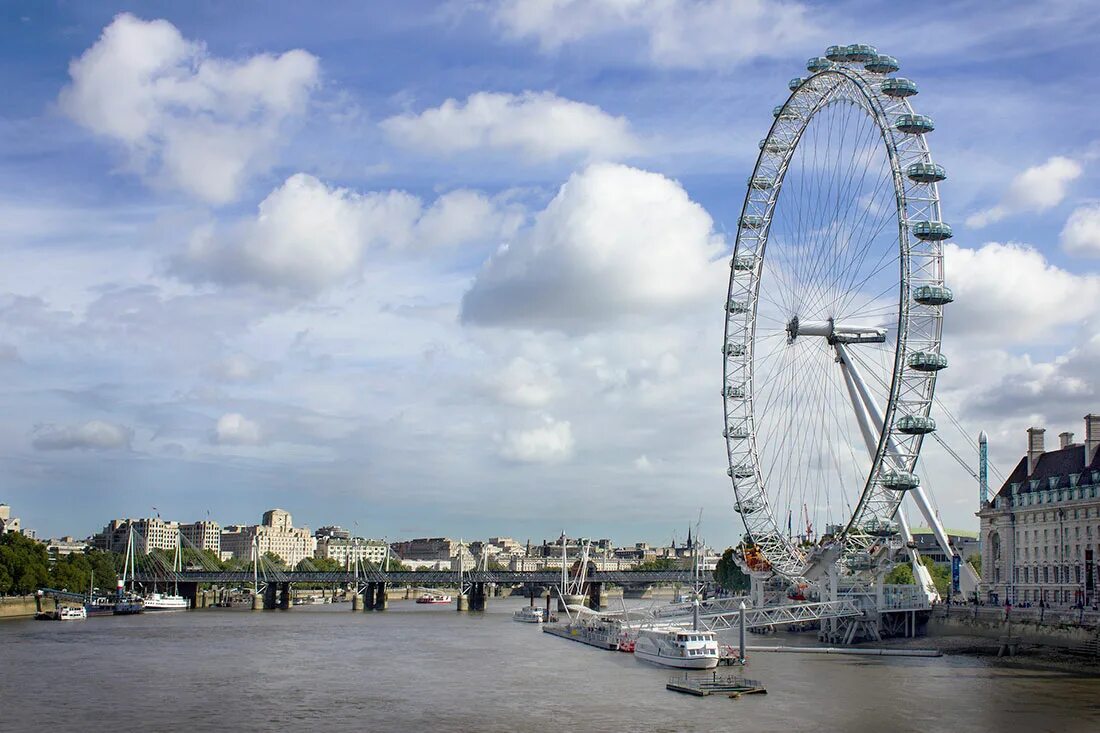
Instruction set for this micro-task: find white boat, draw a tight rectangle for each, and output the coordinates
[416,593,452,604]
[513,606,547,623]
[633,626,720,669]
[143,592,189,611]
[58,605,87,621]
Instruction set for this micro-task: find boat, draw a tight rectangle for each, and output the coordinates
[633,626,720,669]
[58,605,87,621]
[84,594,145,616]
[513,606,547,623]
[143,592,189,611]
[416,593,452,604]
[542,614,621,650]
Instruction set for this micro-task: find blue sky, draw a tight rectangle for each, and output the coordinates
[2,0,1099,547]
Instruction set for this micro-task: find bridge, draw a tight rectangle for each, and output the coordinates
[129,568,699,611]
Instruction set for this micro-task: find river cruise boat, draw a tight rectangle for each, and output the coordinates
[143,592,189,611]
[416,593,452,604]
[633,627,720,669]
[542,615,621,650]
[58,605,87,621]
[513,606,547,623]
[85,595,145,616]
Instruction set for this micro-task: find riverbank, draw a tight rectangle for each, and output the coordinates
[0,595,55,619]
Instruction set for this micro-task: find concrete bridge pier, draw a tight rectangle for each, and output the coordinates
[351,592,362,611]
[263,583,278,610]
[586,582,604,611]
[469,582,488,611]
[252,592,264,611]
[456,593,469,611]
[178,582,199,609]
[277,583,291,610]
[373,582,388,610]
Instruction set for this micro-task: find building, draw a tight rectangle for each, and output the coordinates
[46,536,90,560]
[93,517,180,554]
[180,520,221,554]
[979,415,1100,607]
[315,537,387,567]
[910,528,979,568]
[220,509,316,567]
[390,537,460,561]
[316,525,351,541]
[0,503,21,535]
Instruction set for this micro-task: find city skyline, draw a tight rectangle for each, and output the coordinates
[3,2,1100,546]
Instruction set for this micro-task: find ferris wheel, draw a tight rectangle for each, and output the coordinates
[723,45,952,581]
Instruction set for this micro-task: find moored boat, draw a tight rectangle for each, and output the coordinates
[143,592,188,611]
[58,605,87,621]
[513,606,547,623]
[416,593,452,604]
[542,614,621,650]
[633,627,719,669]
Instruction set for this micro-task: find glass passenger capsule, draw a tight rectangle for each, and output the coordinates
[864,54,899,74]
[906,162,947,183]
[912,284,954,305]
[788,77,805,91]
[724,426,749,439]
[880,78,918,97]
[896,415,937,435]
[723,385,746,399]
[772,105,799,120]
[734,497,762,514]
[845,44,878,63]
[911,220,952,241]
[726,299,748,314]
[825,45,850,62]
[728,464,754,479]
[896,114,935,134]
[906,351,949,371]
[881,470,920,491]
[723,341,746,357]
[846,551,874,571]
[739,215,765,229]
[749,175,774,190]
[806,56,831,73]
[731,255,757,270]
[759,138,791,153]
[862,518,900,538]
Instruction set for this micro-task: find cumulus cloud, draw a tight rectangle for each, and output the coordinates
[491,0,817,68]
[32,420,133,451]
[382,91,637,161]
[966,156,1082,228]
[944,241,1100,344]
[212,413,263,445]
[176,174,519,294]
[493,357,559,407]
[1061,203,1100,257]
[59,13,319,204]
[499,416,574,463]
[461,163,726,332]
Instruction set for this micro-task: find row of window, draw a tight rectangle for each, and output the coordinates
[1013,565,1094,584]
[999,479,1100,508]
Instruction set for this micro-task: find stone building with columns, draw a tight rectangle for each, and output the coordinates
[978,414,1100,607]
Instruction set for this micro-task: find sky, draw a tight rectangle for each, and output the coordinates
[2,0,1099,547]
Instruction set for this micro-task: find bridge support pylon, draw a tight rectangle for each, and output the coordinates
[373,582,388,610]
[456,593,469,611]
[586,582,604,611]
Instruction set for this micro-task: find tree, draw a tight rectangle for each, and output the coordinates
[884,562,914,585]
[0,532,50,595]
[262,551,287,569]
[50,550,121,594]
[884,556,951,597]
[713,548,750,592]
[299,557,342,572]
[966,553,982,576]
[635,557,678,571]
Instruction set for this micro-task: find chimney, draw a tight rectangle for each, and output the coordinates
[1059,431,1075,449]
[1086,414,1100,465]
[1027,427,1045,475]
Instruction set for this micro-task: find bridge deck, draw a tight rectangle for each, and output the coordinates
[131,569,697,585]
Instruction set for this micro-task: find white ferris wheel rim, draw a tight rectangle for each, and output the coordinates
[722,49,949,581]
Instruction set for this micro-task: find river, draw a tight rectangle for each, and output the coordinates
[3,597,1099,732]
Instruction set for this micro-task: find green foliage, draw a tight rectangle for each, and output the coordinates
[966,553,982,576]
[299,557,343,572]
[713,548,750,592]
[0,532,51,595]
[635,557,679,571]
[884,556,951,597]
[385,558,411,572]
[884,562,914,585]
[262,551,287,569]
[51,550,120,593]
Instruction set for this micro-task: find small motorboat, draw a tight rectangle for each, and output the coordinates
[415,593,452,604]
[58,605,87,621]
[513,606,547,623]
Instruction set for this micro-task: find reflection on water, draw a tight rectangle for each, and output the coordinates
[3,598,1100,732]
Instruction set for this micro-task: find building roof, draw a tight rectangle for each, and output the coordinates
[995,443,1100,497]
[910,527,978,539]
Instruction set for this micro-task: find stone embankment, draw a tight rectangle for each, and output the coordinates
[0,595,56,619]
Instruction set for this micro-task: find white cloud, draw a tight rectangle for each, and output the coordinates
[213,413,263,445]
[382,91,637,161]
[59,13,319,204]
[944,241,1100,344]
[32,420,133,451]
[1061,203,1100,257]
[177,173,517,294]
[634,454,654,472]
[207,354,268,383]
[491,0,817,68]
[461,162,726,332]
[498,416,574,463]
[966,156,1082,228]
[493,357,559,407]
